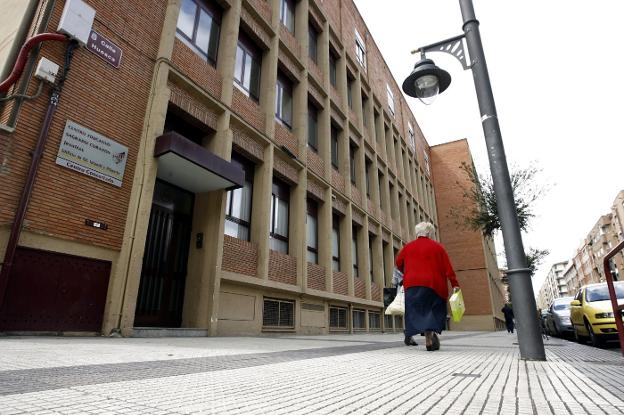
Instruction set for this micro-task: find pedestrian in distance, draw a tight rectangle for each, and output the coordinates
[501,303,514,333]
[395,221,460,351]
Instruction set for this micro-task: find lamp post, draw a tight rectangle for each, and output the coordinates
[402,0,546,361]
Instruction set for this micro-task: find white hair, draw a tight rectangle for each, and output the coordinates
[414,221,435,239]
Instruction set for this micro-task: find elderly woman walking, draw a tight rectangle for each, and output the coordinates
[395,222,460,351]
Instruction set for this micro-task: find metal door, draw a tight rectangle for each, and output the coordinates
[134,180,194,327]
[0,247,111,332]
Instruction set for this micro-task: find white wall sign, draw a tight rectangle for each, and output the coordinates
[56,120,128,187]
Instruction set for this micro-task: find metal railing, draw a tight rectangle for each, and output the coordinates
[602,240,624,357]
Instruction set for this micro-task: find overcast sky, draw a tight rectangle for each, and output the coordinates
[354,0,624,295]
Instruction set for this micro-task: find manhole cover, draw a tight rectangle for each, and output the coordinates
[451,373,481,378]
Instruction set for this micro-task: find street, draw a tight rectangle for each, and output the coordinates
[0,331,622,414]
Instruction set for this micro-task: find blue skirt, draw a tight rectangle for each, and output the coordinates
[405,286,447,336]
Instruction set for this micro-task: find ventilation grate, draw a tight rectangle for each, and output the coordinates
[353,309,366,330]
[369,312,381,330]
[329,306,348,329]
[263,298,294,328]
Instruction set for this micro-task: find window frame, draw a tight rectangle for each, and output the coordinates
[280,0,296,33]
[330,124,340,170]
[308,24,319,64]
[368,234,374,282]
[332,214,341,272]
[352,225,359,278]
[349,144,357,185]
[329,50,338,87]
[233,32,262,101]
[386,83,395,116]
[275,72,294,129]
[270,178,290,253]
[306,198,319,264]
[307,102,318,151]
[224,153,254,241]
[354,29,366,69]
[176,0,222,65]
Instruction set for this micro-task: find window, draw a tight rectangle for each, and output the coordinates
[407,122,416,152]
[423,150,430,175]
[365,159,372,197]
[270,178,290,253]
[225,154,254,240]
[384,314,393,330]
[306,199,318,263]
[263,298,294,328]
[349,144,357,185]
[369,312,381,330]
[234,32,261,101]
[368,235,374,282]
[355,29,366,69]
[331,125,339,169]
[308,103,318,151]
[332,214,341,271]
[280,0,295,33]
[353,309,366,330]
[347,75,354,109]
[378,171,384,205]
[308,25,318,63]
[382,241,388,284]
[329,306,348,329]
[386,83,395,116]
[329,51,338,87]
[275,72,293,128]
[176,0,221,64]
[362,96,369,127]
[394,315,404,329]
[352,225,359,277]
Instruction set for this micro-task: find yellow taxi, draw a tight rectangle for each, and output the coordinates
[570,281,624,347]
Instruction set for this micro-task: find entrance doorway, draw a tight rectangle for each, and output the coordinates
[134,180,194,327]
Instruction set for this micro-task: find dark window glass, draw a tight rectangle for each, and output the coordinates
[225,154,254,240]
[176,0,221,64]
[270,178,290,253]
[306,199,318,263]
[362,97,369,126]
[368,235,374,282]
[332,214,340,272]
[275,72,293,129]
[331,125,339,169]
[365,159,372,197]
[234,32,261,101]
[329,52,337,87]
[352,226,359,278]
[347,76,354,109]
[308,25,318,63]
[280,0,295,33]
[349,145,356,184]
[308,103,318,151]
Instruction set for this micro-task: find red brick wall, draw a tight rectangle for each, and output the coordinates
[354,277,365,299]
[222,235,259,277]
[171,39,223,99]
[232,87,265,133]
[307,148,324,177]
[333,271,348,295]
[371,282,381,302]
[274,122,299,158]
[0,0,166,250]
[430,140,491,316]
[307,262,326,291]
[269,250,297,285]
[331,169,346,195]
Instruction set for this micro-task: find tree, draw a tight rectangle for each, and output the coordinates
[451,161,549,277]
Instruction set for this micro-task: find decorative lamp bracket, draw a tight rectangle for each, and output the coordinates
[412,34,470,70]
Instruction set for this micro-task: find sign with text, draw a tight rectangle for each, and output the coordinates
[87,30,122,68]
[56,120,128,187]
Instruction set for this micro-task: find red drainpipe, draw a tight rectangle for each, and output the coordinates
[602,240,624,357]
[0,38,77,308]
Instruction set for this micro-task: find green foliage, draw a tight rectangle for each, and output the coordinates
[451,161,545,238]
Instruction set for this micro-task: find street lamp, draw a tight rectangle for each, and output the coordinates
[403,0,546,361]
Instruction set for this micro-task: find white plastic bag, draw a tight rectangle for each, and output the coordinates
[385,285,405,316]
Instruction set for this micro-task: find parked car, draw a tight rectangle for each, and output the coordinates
[545,296,574,337]
[570,282,624,347]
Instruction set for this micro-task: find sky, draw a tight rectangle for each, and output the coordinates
[353,0,624,295]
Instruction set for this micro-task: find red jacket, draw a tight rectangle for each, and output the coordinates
[395,237,459,299]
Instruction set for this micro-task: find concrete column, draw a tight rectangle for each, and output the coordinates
[292,169,307,288]
[260,8,279,139]
[217,0,242,106]
[319,187,332,290]
[109,0,181,335]
[359,219,370,299]
[384,126,394,171]
[353,74,364,132]
[407,199,415,240]
[370,157,380,210]
[383,238,394,287]
[343,205,354,296]
[372,224,384,288]
[374,111,385,159]
[251,145,274,280]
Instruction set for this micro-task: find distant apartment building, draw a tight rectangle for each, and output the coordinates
[536,261,567,310]
[0,0,496,336]
[430,139,507,330]
[611,190,624,244]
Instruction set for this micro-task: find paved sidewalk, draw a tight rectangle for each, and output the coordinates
[0,331,622,414]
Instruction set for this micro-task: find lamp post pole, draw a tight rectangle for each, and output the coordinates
[458,0,545,360]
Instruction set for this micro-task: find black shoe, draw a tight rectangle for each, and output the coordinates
[432,333,440,351]
[404,336,418,346]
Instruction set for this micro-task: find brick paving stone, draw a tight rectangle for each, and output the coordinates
[0,332,622,414]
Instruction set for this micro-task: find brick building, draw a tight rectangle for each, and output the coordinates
[429,139,507,330]
[0,0,493,336]
[536,261,568,310]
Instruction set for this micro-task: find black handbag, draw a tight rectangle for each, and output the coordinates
[383,287,398,307]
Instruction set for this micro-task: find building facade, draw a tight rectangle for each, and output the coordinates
[536,261,568,310]
[430,139,507,330]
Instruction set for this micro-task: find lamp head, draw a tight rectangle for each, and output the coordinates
[402,58,451,105]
